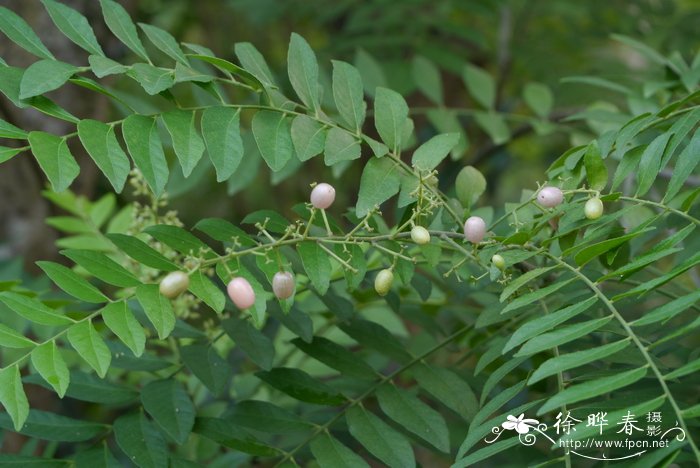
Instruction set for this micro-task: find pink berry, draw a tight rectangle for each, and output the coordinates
[159,271,189,299]
[272,271,295,300]
[537,186,564,208]
[464,216,486,243]
[227,277,256,309]
[310,183,336,209]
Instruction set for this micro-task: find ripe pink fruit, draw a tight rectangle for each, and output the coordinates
[227,277,256,309]
[310,183,336,209]
[464,216,486,243]
[537,186,564,208]
[159,271,190,299]
[272,271,295,299]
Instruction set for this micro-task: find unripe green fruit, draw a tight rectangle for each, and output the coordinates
[537,186,564,208]
[272,271,295,299]
[584,197,604,220]
[310,182,336,209]
[374,269,394,297]
[227,277,256,309]
[492,254,506,270]
[464,216,486,243]
[159,271,189,299]
[410,226,431,245]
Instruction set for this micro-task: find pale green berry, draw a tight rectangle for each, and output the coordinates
[159,271,189,299]
[411,226,431,245]
[374,269,394,297]
[584,197,604,220]
[492,254,506,270]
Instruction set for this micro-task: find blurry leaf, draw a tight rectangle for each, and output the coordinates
[354,49,386,97]
[228,400,312,434]
[332,60,366,131]
[501,278,575,315]
[504,297,598,353]
[194,218,255,246]
[0,6,54,59]
[78,119,130,192]
[234,42,275,86]
[310,433,370,468]
[426,109,469,159]
[291,115,326,161]
[26,370,136,405]
[324,127,361,165]
[122,115,169,197]
[0,409,107,442]
[291,337,376,380]
[31,341,70,398]
[256,368,346,405]
[20,60,77,99]
[42,0,104,56]
[523,82,553,118]
[0,147,21,164]
[127,63,174,95]
[611,34,667,65]
[187,54,261,89]
[142,380,195,445]
[411,55,443,105]
[376,385,449,452]
[561,76,631,95]
[0,291,73,326]
[636,132,672,197]
[241,209,290,233]
[193,417,277,456]
[36,261,108,303]
[106,233,178,272]
[287,33,320,112]
[66,320,111,378]
[136,284,175,340]
[201,107,243,181]
[179,344,230,396]
[0,365,29,431]
[144,224,212,257]
[99,0,149,61]
[411,133,460,171]
[374,87,408,152]
[138,23,187,65]
[88,55,128,78]
[0,323,35,348]
[252,111,293,172]
[356,157,401,216]
[666,128,700,201]
[113,413,168,468]
[0,118,27,139]
[28,131,79,192]
[61,249,140,288]
[339,319,412,364]
[74,443,120,468]
[412,364,478,418]
[538,367,647,415]
[463,64,494,109]
[455,165,487,207]
[161,109,204,177]
[611,145,644,190]
[474,112,510,144]
[573,227,654,266]
[346,406,415,468]
[515,316,612,357]
[188,270,225,313]
[223,316,274,370]
[297,241,331,295]
[583,140,608,191]
[632,290,700,327]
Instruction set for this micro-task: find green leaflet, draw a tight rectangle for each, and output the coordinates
[636,132,672,197]
[297,241,331,295]
[127,63,174,95]
[36,261,108,303]
[136,284,176,340]
[538,367,648,414]
[291,114,326,161]
[78,119,131,192]
[0,365,29,431]
[188,270,225,313]
[255,367,346,406]
[99,0,149,61]
[113,413,168,468]
[373,87,409,152]
[141,380,195,445]
[28,131,79,193]
[161,109,204,177]
[310,433,370,468]
[345,406,415,468]
[332,60,366,131]
[291,337,376,380]
[0,291,73,326]
[61,249,140,288]
[19,60,77,99]
[101,301,146,357]
[0,323,35,348]
[42,0,104,56]
[0,6,54,59]
[106,233,178,272]
[411,55,443,105]
[252,110,294,172]
[500,278,575,315]
[0,409,107,442]
[324,127,361,165]
[138,23,188,65]
[122,114,169,197]
[515,316,613,357]
[223,316,274,370]
[523,82,553,118]
[66,320,111,378]
[411,133,460,172]
[287,33,321,112]
[631,289,700,326]
[462,63,495,109]
[583,140,608,190]
[201,106,243,181]
[31,341,70,398]
[356,156,401,216]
